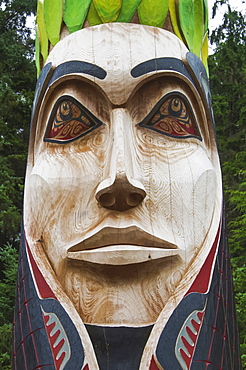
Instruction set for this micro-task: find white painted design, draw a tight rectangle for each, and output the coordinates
[42,307,71,370]
[175,309,205,370]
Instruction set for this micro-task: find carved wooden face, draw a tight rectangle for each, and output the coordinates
[24,24,222,325]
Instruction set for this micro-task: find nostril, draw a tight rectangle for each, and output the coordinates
[98,193,116,207]
[96,176,146,211]
[126,193,144,207]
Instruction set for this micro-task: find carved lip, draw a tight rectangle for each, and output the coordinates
[68,226,177,252]
[67,226,178,265]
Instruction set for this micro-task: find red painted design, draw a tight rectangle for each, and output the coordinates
[194,359,222,368]
[185,225,221,296]
[186,325,197,343]
[190,318,200,333]
[197,311,203,321]
[26,239,56,299]
[149,355,162,369]
[181,335,193,356]
[43,310,70,370]
[144,94,201,140]
[176,310,205,370]
[180,348,191,368]
[49,119,91,141]
[175,225,221,368]
[154,117,198,138]
[46,97,99,143]
[83,365,89,370]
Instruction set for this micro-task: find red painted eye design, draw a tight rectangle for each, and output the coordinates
[139,92,201,140]
[44,95,102,143]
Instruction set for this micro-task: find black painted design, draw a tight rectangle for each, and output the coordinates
[186,52,215,129]
[44,95,102,144]
[13,232,54,370]
[12,230,84,370]
[31,62,53,127]
[155,213,241,370]
[85,324,153,370]
[191,218,241,369]
[138,92,201,141]
[155,293,207,369]
[30,61,106,131]
[48,61,107,87]
[131,58,194,84]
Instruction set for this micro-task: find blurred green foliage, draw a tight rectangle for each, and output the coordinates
[209,3,246,368]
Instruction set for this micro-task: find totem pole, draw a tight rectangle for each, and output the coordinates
[13,1,241,369]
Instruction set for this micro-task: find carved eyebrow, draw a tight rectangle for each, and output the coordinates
[36,61,107,106]
[31,61,107,127]
[131,57,193,83]
[48,60,107,86]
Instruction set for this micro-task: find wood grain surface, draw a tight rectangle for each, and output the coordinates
[24,24,222,369]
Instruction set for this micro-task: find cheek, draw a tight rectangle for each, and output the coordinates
[139,141,217,251]
[193,167,217,236]
[170,166,217,239]
[26,149,104,239]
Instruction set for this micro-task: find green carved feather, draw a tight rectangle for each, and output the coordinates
[93,0,122,23]
[193,0,204,56]
[87,2,102,25]
[117,0,141,22]
[169,0,184,42]
[35,28,41,77]
[36,0,209,75]
[179,0,194,52]
[64,0,91,33]
[138,0,169,28]
[203,0,208,33]
[201,32,208,73]
[36,0,48,61]
[44,0,63,46]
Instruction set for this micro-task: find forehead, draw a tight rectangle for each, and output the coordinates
[45,23,189,105]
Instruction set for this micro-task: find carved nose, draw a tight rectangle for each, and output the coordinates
[96,175,146,212]
[96,108,146,211]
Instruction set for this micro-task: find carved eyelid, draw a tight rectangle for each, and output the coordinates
[138,92,202,141]
[43,95,103,144]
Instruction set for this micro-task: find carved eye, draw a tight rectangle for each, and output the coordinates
[139,93,201,140]
[44,96,102,143]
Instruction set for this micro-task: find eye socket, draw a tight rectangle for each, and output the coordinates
[138,92,201,141]
[44,95,102,143]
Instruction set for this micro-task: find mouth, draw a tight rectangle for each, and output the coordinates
[67,226,179,265]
